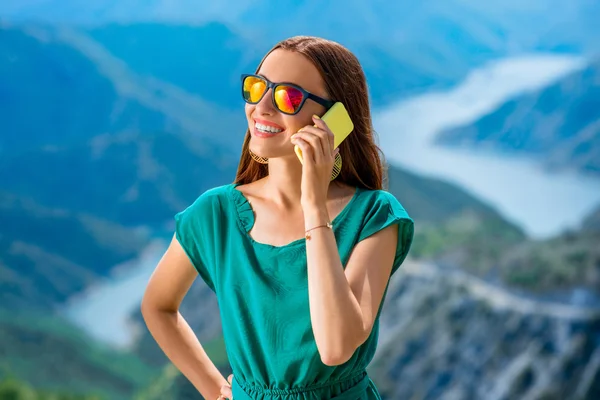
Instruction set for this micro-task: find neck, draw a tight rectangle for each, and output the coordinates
[262,155,304,206]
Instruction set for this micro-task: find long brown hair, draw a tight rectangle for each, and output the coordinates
[234,36,386,190]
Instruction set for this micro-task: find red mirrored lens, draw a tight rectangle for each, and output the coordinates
[274,85,304,114]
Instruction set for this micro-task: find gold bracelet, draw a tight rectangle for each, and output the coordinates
[305,222,333,240]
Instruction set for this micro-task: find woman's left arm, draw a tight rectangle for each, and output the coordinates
[291,115,400,367]
[304,207,398,366]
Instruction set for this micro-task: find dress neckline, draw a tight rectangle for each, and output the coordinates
[229,183,361,251]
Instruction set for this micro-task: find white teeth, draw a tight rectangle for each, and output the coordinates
[255,122,283,133]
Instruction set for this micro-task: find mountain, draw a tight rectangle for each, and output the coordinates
[0,192,148,310]
[495,204,600,298]
[0,25,243,313]
[2,1,600,58]
[85,22,264,109]
[5,1,600,109]
[0,24,124,155]
[0,23,241,395]
[0,310,160,400]
[387,166,525,274]
[133,337,229,400]
[0,130,238,226]
[0,377,102,400]
[435,59,600,177]
[582,204,600,233]
[370,258,600,399]
[0,23,244,158]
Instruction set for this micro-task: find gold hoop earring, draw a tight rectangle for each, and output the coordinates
[331,152,342,181]
[249,149,268,164]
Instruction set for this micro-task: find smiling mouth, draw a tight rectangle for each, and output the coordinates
[255,122,284,134]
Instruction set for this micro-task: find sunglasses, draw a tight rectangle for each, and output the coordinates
[241,74,335,115]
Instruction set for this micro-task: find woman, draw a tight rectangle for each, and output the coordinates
[141,36,414,400]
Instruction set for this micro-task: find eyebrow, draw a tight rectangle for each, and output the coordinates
[259,73,296,86]
[255,72,329,99]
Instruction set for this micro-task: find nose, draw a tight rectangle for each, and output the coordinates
[254,87,276,115]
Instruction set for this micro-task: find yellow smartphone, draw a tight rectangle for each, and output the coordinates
[294,102,354,164]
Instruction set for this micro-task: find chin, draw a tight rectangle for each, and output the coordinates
[249,146,292,160]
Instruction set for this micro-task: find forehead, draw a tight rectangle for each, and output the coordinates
[258,49,327,96]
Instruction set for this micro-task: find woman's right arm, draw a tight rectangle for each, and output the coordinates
[141,234,227,399]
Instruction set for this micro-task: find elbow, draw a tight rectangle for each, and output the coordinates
[140,287,152,314]
[320,352,351,367]
[318,342,357,367]
[140,290,162,317]
[140,295,152,318]
[318,329,370,366]
[140,293,178,317]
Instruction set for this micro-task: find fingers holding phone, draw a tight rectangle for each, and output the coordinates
[312,115,336,157]
[292,118,335,164]
[293,102,353,165]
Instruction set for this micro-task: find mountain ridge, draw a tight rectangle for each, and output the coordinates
[435,58,600,177]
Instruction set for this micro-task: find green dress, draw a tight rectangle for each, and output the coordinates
[175,183,414,400]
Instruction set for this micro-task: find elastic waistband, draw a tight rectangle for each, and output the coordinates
[232,371,372,400]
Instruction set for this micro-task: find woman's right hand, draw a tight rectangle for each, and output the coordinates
[218,374,233,399]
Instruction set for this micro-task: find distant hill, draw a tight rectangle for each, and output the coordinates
[0,309,159,400]
[496,204,600,297]
[582,204,600,233]
[0,25,127,155]
[78,0,600,107]
[370,258,600,399]
[2,1,599,58]
[0,130,238,226]
[0,377,102,400]
[0,24,244,159]
[7,0,600,110]
[436,59,600,177]
[82,21,461,108]
[0,192,147,310]
[86,22,263,109]
[387,166,525,274]
[0,25,242,308]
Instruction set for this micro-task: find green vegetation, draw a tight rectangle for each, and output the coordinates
[411,209,525,273]
[0,375,107,400]
[0,376,105,400]
[0,193,146,310]
[0,310,160,400]
[134,335,229,400]
[500,228,600,293]
[387,165,526,273]
[387,165,600,295]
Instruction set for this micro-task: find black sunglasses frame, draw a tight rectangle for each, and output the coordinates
[241,74,335,115]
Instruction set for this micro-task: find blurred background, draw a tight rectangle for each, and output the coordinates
[1,1,599,399]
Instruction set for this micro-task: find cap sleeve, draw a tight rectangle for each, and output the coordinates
[174,190,219,292]
[358,190,415,276]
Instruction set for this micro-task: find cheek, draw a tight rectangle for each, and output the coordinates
[245,104,255,121]
[282,115,308,134]
[285,107,317,132]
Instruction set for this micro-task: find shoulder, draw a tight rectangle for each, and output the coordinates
[353,188,415,273]
[177,183,234,220]
[357,188,412,221]
[188,183,232,206]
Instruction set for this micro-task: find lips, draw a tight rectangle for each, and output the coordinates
[253,119,285,138]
